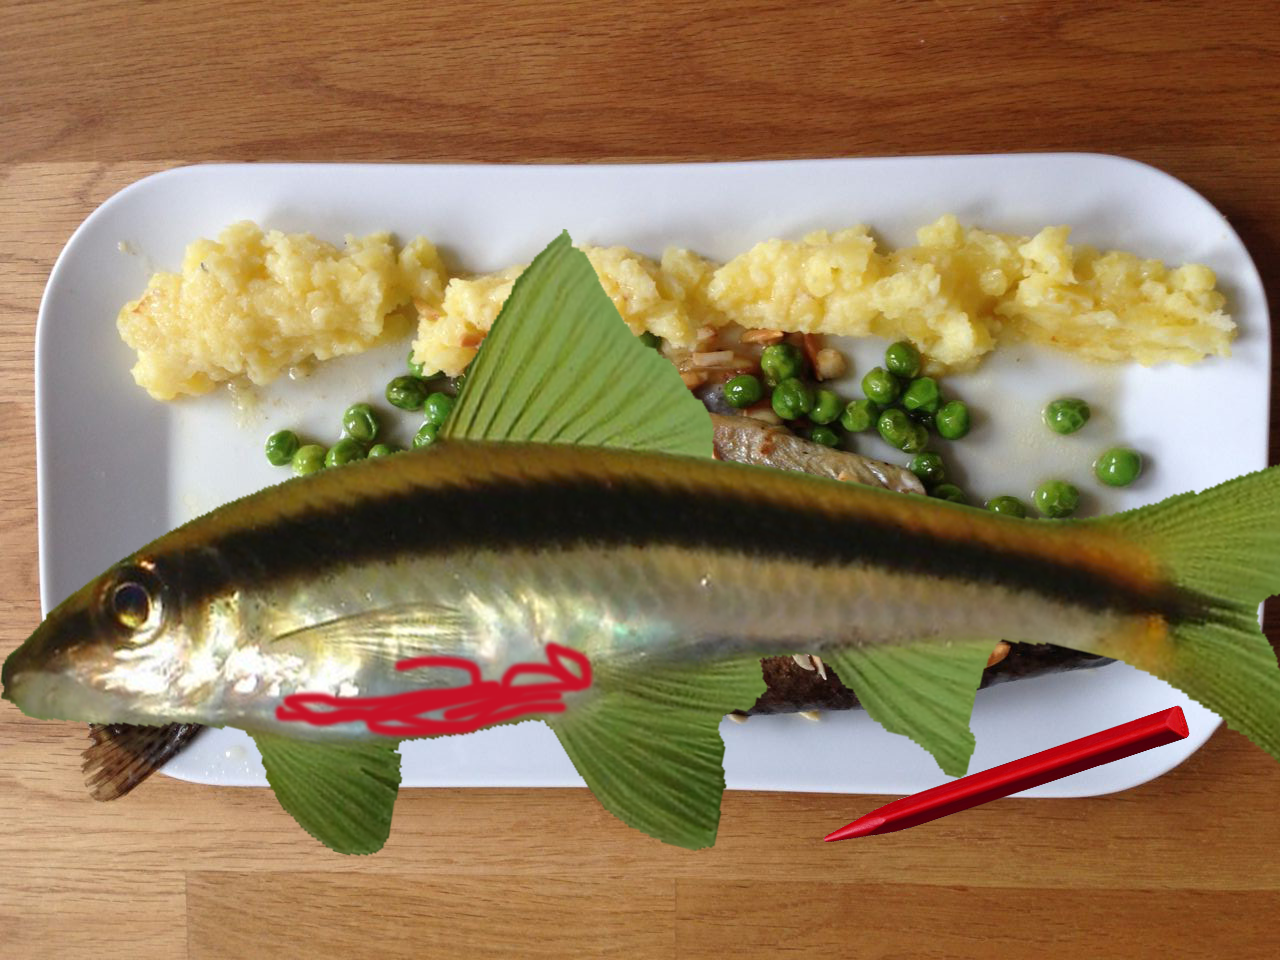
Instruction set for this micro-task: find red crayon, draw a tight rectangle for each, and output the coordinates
[825,706,1189,842]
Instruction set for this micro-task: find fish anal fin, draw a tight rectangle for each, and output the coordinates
[548,654,765,849]
[825,639,995,778]
[251,731,402,855]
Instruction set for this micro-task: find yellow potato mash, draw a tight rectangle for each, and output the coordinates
[416,215,1232,375]
[118,221,446,400]
[412,245,722,378]
[118,215,1233,397]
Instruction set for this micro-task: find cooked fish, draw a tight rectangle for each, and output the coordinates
[710,412,923,493]
[5,234,1280,855]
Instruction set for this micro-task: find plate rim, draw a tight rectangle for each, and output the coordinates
[33,153,1272,798]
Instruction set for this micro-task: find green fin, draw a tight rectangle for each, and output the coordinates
[269,603,477,669]
[251,731,402,855]
[825,639,996,777]
[442,231,712,458]
[547,655,765,849]
[1088,467,1280,762]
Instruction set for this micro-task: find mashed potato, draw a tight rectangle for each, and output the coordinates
[414,215,1231,376]
[411,245,722,377]
[118,221,447,400]
[704,215,1231,370]
[119,216,1233,397]
[1000,227,1232,365]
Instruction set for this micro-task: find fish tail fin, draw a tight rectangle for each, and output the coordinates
[1095,466,1280,761]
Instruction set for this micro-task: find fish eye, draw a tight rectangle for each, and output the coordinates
[101,563,164,640]
[111,582,152,630]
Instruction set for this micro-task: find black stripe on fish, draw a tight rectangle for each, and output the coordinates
[158,468,1215,626]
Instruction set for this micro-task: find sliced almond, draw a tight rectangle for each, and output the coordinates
[740,328,785,345]
[691,350,738,367]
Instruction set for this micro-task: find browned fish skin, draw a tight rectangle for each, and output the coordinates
[744,644,1113,717]
[709,413,925,494]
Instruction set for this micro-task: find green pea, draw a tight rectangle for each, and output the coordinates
[639,331,663,350]
[341,403,379,443]
[901,377,941,415]
[986,495,1028,518]
[1043,397,1091,435]
[723,374,763,409]
[771,377,814,420]
[413,422,440,449]
[885,341,921,379]
[809,425,840,448]
[325,437,366,467]
[264,429,300,467]
[386,375,430,411]
[1094,447,1143,487]
[840,398,878,433]
[901,422,929,453]
[876,408,912,448]
[1033,480,1080,518]
[422,391,456,427]
[936,400,971,440]
[759,343,806,386]
[291,444,327,476]
[861,367,901,406]
[809,388,843,425]
[407,349,426,377]
[368,443,403,457]
[932,483,967,504]
[907,451,946,487]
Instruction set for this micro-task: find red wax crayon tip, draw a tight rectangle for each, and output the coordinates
[824,815,886,842]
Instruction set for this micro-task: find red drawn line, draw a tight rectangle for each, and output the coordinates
[275,643,592,737]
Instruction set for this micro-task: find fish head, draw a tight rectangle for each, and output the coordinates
[3,552,225,725]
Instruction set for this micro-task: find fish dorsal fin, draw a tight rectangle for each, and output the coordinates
[442,232,713,458]
[825,639,996,778]
[547,653,766,849]
[251,731,402,855]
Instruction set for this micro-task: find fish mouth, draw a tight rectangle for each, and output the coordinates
[1,651,17,701]
[1,641,35,707]
[2,645,139,725]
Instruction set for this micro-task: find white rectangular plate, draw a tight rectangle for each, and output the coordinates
[36,155,1270,798]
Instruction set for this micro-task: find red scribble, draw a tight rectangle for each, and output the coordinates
[275,643,592,737]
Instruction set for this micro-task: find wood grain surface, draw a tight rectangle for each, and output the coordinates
[2,2,1278,957]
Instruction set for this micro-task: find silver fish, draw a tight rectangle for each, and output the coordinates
[5,233,1280,855]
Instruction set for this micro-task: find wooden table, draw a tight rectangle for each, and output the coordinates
[3,2,1278,957]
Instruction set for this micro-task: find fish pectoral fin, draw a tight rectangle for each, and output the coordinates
[250,731,402,855]
[547,654,766,850]
[82,722,204,801]
[269,603,477,667]
[825,639,995,778]
[441,232,713,458]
